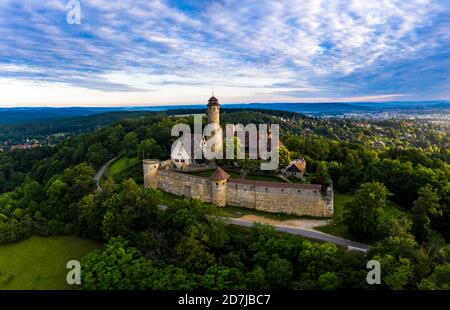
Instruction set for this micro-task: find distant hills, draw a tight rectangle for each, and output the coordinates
[1,101,449,125]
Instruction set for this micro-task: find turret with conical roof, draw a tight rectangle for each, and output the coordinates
[207,96,219,107]
[207,96,220,125]
[210,167,229,181]
[210,167,228,207]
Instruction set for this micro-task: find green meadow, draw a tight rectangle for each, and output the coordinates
[0,236,101,290]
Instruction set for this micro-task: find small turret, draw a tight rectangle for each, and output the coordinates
[210,167,229,207]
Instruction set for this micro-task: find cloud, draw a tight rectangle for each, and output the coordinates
[0,0,449,106]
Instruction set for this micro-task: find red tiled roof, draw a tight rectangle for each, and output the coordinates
[210,167,229,181]
[286,162,305,172]
[207,96,220,106]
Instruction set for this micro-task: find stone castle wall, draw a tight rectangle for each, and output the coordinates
[157,170,213,203]
[226,180,333,217]
[144,161,333,217]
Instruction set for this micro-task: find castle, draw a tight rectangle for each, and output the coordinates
[143,96,334,217]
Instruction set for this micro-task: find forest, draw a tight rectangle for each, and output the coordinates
[0,109,449,290]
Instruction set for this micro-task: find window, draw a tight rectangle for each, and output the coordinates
[175,159,179,162]
[181,159,185,163]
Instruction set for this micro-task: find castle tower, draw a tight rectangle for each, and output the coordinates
[210,167,229,207]
[206,96,223,156]
[143,159,160,189]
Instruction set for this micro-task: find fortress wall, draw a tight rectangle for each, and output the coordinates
[159,160,173,170]
[226,182,257,208]
[227,180,330,217]
[157,171,212,203]
[148,166,333,217]
[253,187,327,217]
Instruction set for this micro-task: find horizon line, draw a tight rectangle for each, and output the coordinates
[1,100,449,109]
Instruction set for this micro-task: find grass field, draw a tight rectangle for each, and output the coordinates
[245,174,284,182]
[0,236,101,290]
[101,156,139,186]
[316,193,353,238]
[187,169,241,178]
[104,156,139,179]
[187,169,284,183]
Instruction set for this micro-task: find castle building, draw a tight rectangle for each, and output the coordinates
[170,96,222,168]
[284,158,306,179]
[144,96,334,218]
[171,133,206,170]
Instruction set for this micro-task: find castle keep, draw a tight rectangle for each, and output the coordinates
[143,96,334,217]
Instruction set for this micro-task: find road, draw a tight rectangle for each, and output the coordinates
[224,217,370,253]
[93,156,120,192]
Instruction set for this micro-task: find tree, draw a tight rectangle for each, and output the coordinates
[418,263,450,290]
[278,146,291,169]
[365,159,416,207]
[412,184,441,242]
[337,175,351,193]
[76,193,105,240]
[265,257,293,289]
[245,266,269,289]
[87,143,109,168]
[81,237,153,290]
[319,272,341,290]
[343,182,391,242]
[201,265,245,289]
[298,241,340,278]
[62,163,96,201]
[373,254,415,290]
[314,161,331,187]
[138,138,163,160]
[143,264,198,289]
[307,138,330,160]
[101,179,162,240]
[122,132,138,157]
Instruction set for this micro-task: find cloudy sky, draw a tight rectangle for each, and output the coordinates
[0,0,449,107]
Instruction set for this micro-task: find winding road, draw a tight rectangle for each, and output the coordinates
[224,217,370,253]
[93,156,120,192]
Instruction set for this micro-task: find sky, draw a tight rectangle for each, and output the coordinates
[0,0,449,107]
